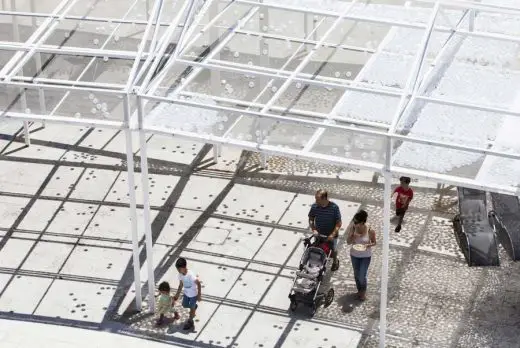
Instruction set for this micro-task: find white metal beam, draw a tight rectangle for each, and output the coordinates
[5,0,80,80]
[221,14,330,139]
[253,0,360,119]
[301,18,400,153]
[178,91,390,130]
[173,58,401,97]
[144,5,259,96]
[138,0,193,93]
[387,2,442,136]
[140,122,520,197]
[125,0,165,92]
[0,0,74,78]
[142,93,520,161]
[235,29,377,53]
[0,111,125,129]
[47,0,142,117]
[416,0,520,15]
[0,41,170,60]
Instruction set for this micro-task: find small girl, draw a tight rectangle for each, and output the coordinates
[156,281,180,326]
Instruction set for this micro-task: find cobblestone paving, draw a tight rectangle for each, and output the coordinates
[1,125,520,348]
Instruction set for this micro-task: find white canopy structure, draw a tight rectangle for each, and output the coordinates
[1,0,520,346]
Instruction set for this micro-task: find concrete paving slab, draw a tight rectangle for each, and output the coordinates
[21,241,74,273]
[0,161,53,195]
[141,135,203,164]
[60,245,131,281]
[260,276,295,311]
[195,304,252,346]
[283,319,362,348]
[0,318,184,348]
[46,202,98,236]
[29,125,88,145]
[0,196,29,229]
[18,199,62,231]
[105,172,179,206]
[155,208,202,246]
[34,279,116,323]
[254,229,303,265]
[189,218,270,260]
[83,205,153,241]
[2,141,67,160]
[41,166,82,198]
[175,175,229,211]
[103,131,141,154]
[70,168,120,201]
[227,270,276,305]
[0,238,35,269]
[78,128,118,149]
[61,149,124,166]
[215,184,295,223]
[0,275,52,314]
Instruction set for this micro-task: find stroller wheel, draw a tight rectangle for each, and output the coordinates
[310,303,318,317]
[290,301,298,312]
[324,288,335,308]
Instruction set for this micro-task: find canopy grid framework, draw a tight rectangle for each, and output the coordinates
[1,0,520,347]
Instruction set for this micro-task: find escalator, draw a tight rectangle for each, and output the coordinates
[489,193,520,261]
[452,188,500,266]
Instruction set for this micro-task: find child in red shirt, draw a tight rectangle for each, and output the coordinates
[393,176,413,233]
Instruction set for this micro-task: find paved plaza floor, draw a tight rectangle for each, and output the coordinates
[1,122,520,348]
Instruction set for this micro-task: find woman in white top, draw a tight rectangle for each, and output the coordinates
[346,209,376,301]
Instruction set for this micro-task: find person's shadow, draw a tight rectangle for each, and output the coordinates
[337,293,364,313]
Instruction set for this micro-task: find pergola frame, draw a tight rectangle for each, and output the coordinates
[1,1,520,347]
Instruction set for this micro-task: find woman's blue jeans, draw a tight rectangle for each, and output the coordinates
[350,255,371,292]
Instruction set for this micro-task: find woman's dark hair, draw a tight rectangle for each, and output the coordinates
[353,210,368,224]
[175,257,187,269]
[158,281,170,292]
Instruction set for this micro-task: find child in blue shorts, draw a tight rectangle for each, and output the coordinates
[173,257,201,330]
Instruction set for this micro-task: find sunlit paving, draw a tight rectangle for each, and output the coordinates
[1,1,520,348]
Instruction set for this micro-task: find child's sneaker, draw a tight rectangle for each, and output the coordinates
[183,319,194,331]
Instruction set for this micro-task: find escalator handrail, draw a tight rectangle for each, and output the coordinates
[489,210,516,260]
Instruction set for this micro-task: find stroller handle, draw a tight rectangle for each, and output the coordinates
[303,234,329,247]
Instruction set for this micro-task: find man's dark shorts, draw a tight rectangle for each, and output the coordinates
[182,295,198,309]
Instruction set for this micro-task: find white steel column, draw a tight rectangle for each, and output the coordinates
[10,0,30,145]
[137,96,156,312]
[30,0,47,129]
[379,170,392,348]
[123,95,143,311]
[258,0,269,168]
[469,10,476,31]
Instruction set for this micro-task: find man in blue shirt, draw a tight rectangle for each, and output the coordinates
[308,189,342,271]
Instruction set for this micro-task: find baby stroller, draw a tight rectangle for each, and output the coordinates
[288,235,335,316]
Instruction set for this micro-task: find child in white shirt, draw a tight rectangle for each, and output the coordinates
[173,257,201,331]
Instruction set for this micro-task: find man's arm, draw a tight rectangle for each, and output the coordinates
[308,206,317,233]
[329,205,342,240]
